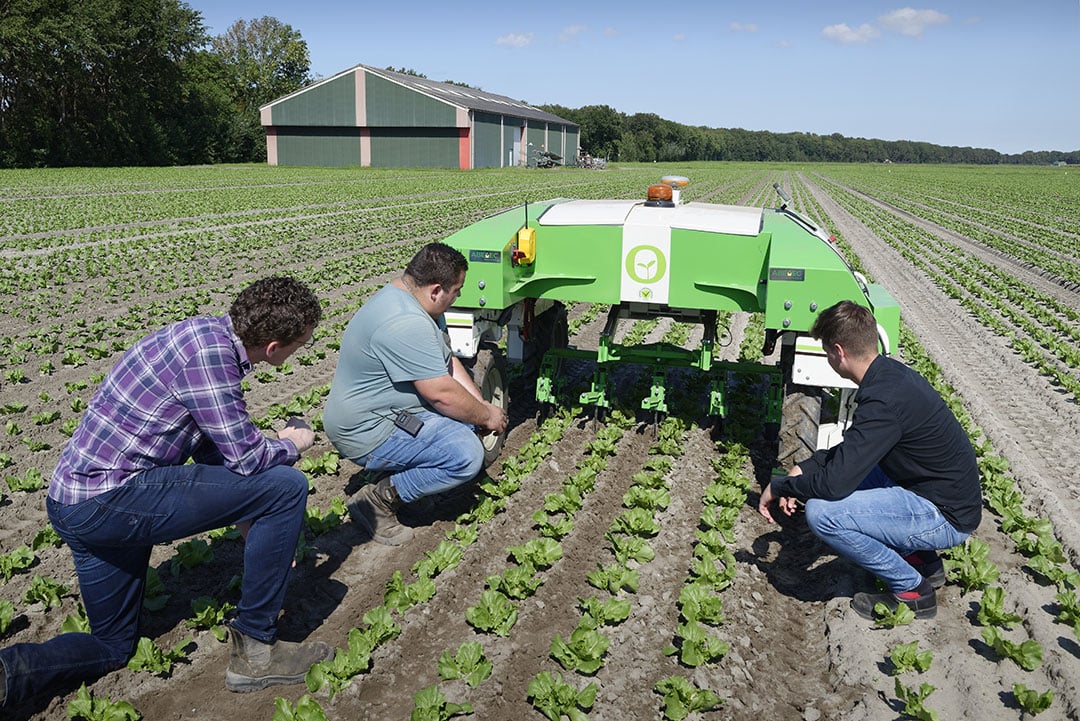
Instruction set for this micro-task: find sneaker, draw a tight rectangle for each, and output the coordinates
[852,578,937,620]
[903,550,946,589]
[225,627,334,692]
[347,476,414,546]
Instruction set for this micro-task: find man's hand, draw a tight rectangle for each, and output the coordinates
[757,480,798,523]
[279,419,314,453]
[481,401,508,435]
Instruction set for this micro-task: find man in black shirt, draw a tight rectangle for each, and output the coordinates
[758,300,982,619]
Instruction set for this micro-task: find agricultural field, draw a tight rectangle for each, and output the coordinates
[1,162,1078,721]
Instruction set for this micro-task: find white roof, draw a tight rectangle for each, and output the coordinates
[537,199,763,236]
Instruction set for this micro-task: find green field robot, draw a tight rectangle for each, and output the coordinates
[442,178,900,469]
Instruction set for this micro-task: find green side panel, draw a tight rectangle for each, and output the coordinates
[370,128,458,168]
[271,74,356,126]
[866,283,901,355]
[515,223,623,303]
[473,113,502,169]
[365,74,457,127]
[668,229,769,312]
[761,211,873,332]
[275,128,360,167]
[446,201,618,310]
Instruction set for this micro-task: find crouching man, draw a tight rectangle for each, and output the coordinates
[0,277,331,710]
[324,242,507,546]
[758,300,982,619]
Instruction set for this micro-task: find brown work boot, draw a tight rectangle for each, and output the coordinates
[347,475,414,545]
[225,627,333,692]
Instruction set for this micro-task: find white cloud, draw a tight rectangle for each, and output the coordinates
[878,8,950,37]
[559,24,588,42]
[730,22,758,32]
[672,33,687,42]
[603,27,619,38]
[496,32,533,48]
[822,23,881,44]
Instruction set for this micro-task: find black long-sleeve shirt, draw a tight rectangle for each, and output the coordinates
[772,355,982,533]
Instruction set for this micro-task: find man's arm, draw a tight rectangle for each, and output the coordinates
[177,347,299,473]
[449,356,485,402]
[414,373,507,434]
[775,400,899,502]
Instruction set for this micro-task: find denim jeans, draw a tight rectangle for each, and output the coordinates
[0,463,307,707]
[804,467,970,593]
[355,411,484,504]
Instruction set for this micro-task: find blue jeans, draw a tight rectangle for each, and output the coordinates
[804,468,970,593]
[355,411,484,504]
[0,463,307,707]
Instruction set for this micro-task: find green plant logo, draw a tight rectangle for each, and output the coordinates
[625,245,667,284]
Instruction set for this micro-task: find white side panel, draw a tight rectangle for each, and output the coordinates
[621,207,672,304]
[791,335,857,389]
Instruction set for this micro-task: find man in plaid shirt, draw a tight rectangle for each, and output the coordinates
[0,277,331,709]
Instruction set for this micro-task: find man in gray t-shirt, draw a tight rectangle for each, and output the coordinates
[324,243,508,545]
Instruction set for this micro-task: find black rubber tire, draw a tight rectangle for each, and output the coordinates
[775,339,822,471]
[471,344,509,468]
[777,387,822,471]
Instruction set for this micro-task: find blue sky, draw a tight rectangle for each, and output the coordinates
[187,1,1079,155]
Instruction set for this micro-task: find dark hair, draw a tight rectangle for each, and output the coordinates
[404,242,468,289]
[229,276,322,347]
[810,300,879,358]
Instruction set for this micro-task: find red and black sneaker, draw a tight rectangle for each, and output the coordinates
[852,578,937,620]
[903,550,946,589]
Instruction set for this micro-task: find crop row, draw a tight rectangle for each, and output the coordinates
[799,175,1080,398]
[814,165,1080,285]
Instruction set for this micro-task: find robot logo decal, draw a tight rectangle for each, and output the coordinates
[621,229,671,304]
[624,245,667,284]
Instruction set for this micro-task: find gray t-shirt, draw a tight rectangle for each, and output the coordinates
[323,284,451,459]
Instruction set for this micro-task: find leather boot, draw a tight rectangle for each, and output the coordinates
[347,475,414,546]
[225,627,333,692]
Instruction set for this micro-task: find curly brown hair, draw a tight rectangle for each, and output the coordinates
[229,277,322,347]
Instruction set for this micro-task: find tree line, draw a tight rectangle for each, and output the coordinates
[1,1,1074,169]
[0,0,309,167]
[540,104,1079,166]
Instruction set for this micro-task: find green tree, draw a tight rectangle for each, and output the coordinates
[210,16,311,161]
[0,0,211,167]
[574,104,624,160]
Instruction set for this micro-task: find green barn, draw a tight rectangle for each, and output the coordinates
[260,64,579,169]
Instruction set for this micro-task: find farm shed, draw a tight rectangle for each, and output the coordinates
[260,64,579,169]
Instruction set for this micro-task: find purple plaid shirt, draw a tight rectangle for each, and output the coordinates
[49,314,298,504]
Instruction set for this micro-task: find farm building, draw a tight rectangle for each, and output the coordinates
[260,64,579,169]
